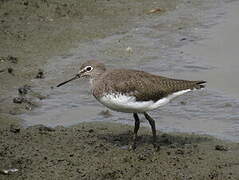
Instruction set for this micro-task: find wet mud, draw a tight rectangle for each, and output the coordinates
[1,122,239,180]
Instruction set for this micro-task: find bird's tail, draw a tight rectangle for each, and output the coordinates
[195,81,206,89]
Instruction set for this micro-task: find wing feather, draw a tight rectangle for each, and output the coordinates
[98,69,206,102]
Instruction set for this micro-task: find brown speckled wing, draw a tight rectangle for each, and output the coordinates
[97,69,206,102]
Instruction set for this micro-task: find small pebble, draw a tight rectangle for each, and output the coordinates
[35,69,44,79]
[138,154,147,161]
[149,8,163,13]
[0,57,5,62]
[18,85,31,95]
[38,126,55,132]
[180,38,187,41]
[0,168,18,175]
[23,1,29,6]
[10,124,21,133]
[18,88,27,95]
[13,97,24,104]
[120,145,129,150]
[175,149,184,155]
[88,129,94,133]
[7,67,13,74]
[215,145,228,151]
[7,56,18,64]
[126,47,133,53]
[180,101,187,105]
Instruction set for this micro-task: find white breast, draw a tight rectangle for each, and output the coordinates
[97,89,191,113]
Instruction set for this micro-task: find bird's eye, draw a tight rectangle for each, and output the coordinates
[86,66,92,72]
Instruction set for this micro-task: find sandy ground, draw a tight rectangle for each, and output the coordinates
[1,0,239,179]
[1,123,239,180]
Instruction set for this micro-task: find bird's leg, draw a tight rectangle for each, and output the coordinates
[133,113,140,140]
[144,112,158,148]
[132,113,140,150]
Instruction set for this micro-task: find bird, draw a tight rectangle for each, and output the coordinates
[57,60,206,149]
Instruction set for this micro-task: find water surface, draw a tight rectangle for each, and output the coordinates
[22,0,239,142]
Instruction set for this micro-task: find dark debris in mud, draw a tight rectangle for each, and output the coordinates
[0,56,18,64]
[35,69,45,79]
[215,144,228,151]
[10,84,48,114]
[7,67,13,74]
[18,85,31,96]
[12,97,25,104]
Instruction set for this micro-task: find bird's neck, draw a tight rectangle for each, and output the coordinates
[89,78,94,88]
[89,72,104,88]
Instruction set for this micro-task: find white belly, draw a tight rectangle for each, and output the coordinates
[97,89,191,113]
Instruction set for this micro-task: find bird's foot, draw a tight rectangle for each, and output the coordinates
[153,143,160,152]
[129,134,138,150]
[129,138,138,151]
[129,143,137,151]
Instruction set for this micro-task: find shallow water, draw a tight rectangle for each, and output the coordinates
[22,0,239,142]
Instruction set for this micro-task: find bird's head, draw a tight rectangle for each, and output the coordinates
[57,60,106,87]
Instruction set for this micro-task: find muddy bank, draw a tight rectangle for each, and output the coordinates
[0,0,175,122]
[0,122,239,179]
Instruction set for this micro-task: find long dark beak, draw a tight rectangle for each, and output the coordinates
[57,74,80,87]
